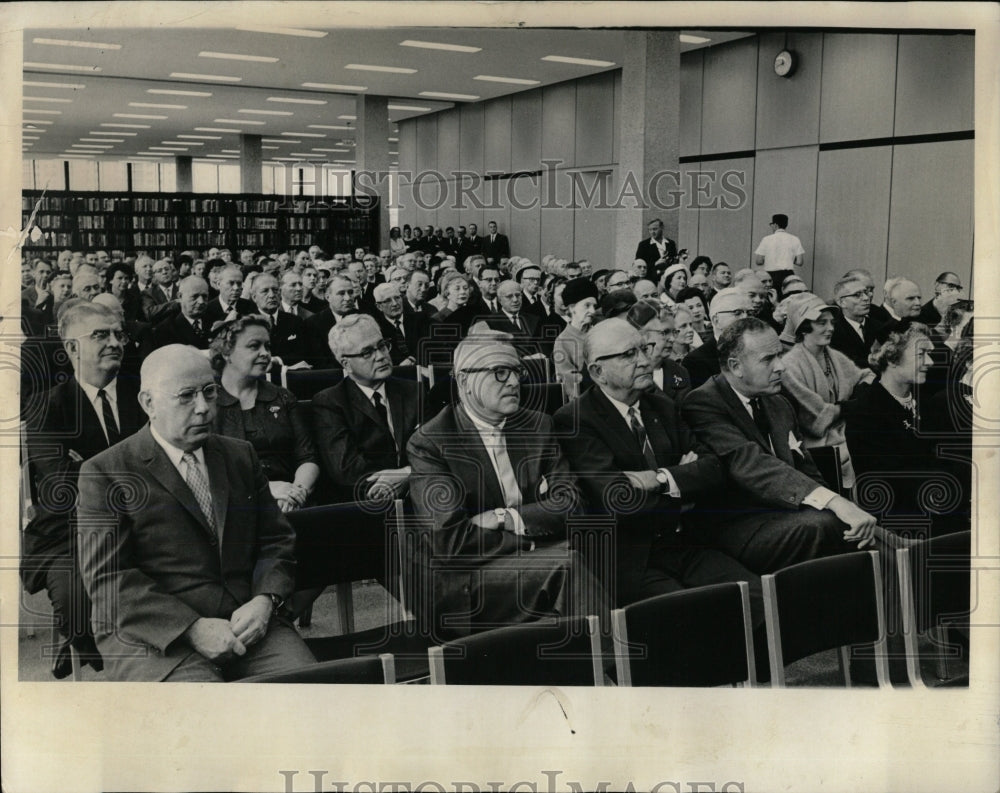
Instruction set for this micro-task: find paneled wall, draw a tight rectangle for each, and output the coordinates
[399,32,974,298]
[680,32,974,300]
[398,71,620,267]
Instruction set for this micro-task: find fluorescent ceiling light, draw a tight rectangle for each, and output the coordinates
[170,72,242,82]
[23,80,85,89]
[102,122,151,128]
[214,118,266,125]
[235,26,327,38]
[388,137,398,142]
[345,64,417,74]
[24,96,72,103]
[290,153,326,158]
[679,34,711,45]
[261,138,295,143]
[311,148,348,152]
[541,55,616,67]
[64,153,95,157]
[129,102,187,109]
[281,132,325,138]
[302,82,367,91]
[387,104,431,112]
[71,144,113,148]
[24,62,101,72]
[272,157,298,161]
[23,119,53,125]
[195,127,240,133]
[90,131,137,136]
[474,74,540,85]
[337,115,356,120]
[114,113,167,119]
[199,51,279,63]
[33,37,121,50]
[23,109,62,115]
[205,154,239,158]
[399,40,481,53]
[267,96,327,105]
[261,146,279,150]
[81,137,123,142]
[148,146,186,150]
[178,134,222,140]
[419,91,479,101]
[309,124,351,130]
[221,149,239,153]
[147,88,212,97]
[22,136,39,140]
[239,108,293,116]
[388,151,399,155]
[163,141,203,146]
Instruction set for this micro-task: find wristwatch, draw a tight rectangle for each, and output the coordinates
[494,507,506,528]
[655,469,669,491]
[266,593,284,616]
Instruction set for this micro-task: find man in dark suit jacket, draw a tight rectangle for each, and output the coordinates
[202,265,256,329]
[249,272,308,366]
[828,274,879,369]
[481,220,511,265]
[151,276,212,350]
[76,345,315,681]
[681,318,900,574]
[469,279,545,360]
[303,274,358,369]
[406,331,610,641]
[514,262,547,320]
[459,223,484,262]
[683,287,752,388]
[634,218,677,281]
[553,319,763,610]
[372,282,429,366]
[22,301,145,676]
[312,314,423,502]
[141,258,180,323]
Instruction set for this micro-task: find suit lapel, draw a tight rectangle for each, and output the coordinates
[639,396,673,464]
[138,427,217,541]
[714,376,770,451]
[70,379,112,451]
[453,406,505,509]
[590,388,646,468]
[203,439,230,545]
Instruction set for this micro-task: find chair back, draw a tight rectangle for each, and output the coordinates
[284,368,345,400]
[520,382,565,415]
[612,582,756,687]
[429,615,604,686]
[897,530,971,687]
[522,356,551,385]
[808,445,844,495]
[763,550,888,687]
[238,653,395,684]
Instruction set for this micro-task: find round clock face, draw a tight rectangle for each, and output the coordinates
[774,50,795,77]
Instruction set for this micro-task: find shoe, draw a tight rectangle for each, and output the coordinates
[51,643,73,680]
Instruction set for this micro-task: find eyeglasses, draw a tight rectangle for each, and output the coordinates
[340,339,392,360]
[170,383,220,405]
[841,288,874,300]
[651,328,678,340]
[594,343,655,363]
[714,308,750,319]
[479,276,500,283]
[460,365,528,383]
[606,279,631,290]
[77,328,129,344]
[939,282,963,291]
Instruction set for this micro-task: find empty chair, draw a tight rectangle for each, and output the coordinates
[238,653,395,684]
[612,581,757,687]
[429,615,605,686]
[284,367,345,400]
[763,550,890,687]
[897,530,971,687]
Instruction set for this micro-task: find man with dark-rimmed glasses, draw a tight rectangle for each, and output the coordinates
[407,330,610,643]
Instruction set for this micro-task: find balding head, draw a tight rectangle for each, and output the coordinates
[585,318,655,403]
[178,276,209,319]
[709,288,753,336]
[139,345,217,451]
[884,278,922,319]
[91,292,124,320]
[72,270,102,301]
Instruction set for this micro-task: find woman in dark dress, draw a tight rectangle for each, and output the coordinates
[210,315,319,512]
[844,319,970,538]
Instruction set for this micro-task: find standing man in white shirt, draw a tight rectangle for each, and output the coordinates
[754,213,805,298]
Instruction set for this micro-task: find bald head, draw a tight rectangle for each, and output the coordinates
[91,292,124,320]
[709,288,753,336]
[139,345,217,451]
[178,276,209,319]
[585,317,640,364]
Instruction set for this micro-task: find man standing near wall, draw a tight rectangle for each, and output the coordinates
[754,214,804,297]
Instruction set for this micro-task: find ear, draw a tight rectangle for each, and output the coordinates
[137,390,154,418]
[587,361,603,383]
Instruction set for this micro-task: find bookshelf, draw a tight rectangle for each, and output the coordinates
[21,190,379,260]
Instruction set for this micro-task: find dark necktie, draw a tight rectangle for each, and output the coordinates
[97,388,121,445]
[511,313,523,331]
[627,406,659,470]
[194,318,204,337]
[372,391,396,448]
[749,398,771,445]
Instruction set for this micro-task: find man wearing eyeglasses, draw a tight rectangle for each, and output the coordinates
[683,288,753,389]
[313,314,423,503]
[514,262,547,320]
[831,275,880,369]
[472,263,503,316]
[918,272,965,327]
[604,269,632,293]
[371,283,421,366]
[76,344,315,681]
[407,330,609,641]
[22,301,144,678]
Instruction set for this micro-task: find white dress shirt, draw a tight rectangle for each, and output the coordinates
[603,391,681,498]
[463,406,528,537]
[355,381,395,445]
[78,378,119,443]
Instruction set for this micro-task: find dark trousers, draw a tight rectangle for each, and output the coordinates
[43,564,100,660]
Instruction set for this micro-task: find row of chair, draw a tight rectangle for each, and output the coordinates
[276,497,971,687]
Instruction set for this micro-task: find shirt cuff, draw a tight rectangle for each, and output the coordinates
[658,468,682,499]
[505,508,528,537]
[802,486,838,510]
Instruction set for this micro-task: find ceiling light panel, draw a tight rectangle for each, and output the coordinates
[387,104,431,112]
[23,80,86,89]
[23,109,62,115]
[129,102,187,109]
[199,51,279,63]
[239,108,293,115]
[81,137,123,142]
[281,132,325,137]
[419,91,479,101]
[266,97,327,105]
[90,131,137,136]
[114,113,167,119]
[178,134,222,139]
[345,64,417,74]
[541,55,616,67]
[474,75,541,85]
[679,34,711,44]
[23,96,73,103]
[214,119,266,125]
[337,115,356,120]
[235,26,327,38]
[32,37,121,49]
[195,127,240,133]
[102,123,151,128]
[25,62,101,72]
[170,72,241,82]
[302,82,367,91]
[399,40,481,53]
[147,88,212,97]
[309,125,352,130]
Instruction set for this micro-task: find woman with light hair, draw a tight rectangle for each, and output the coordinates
[429,270,477,347]
[668,305,702,361]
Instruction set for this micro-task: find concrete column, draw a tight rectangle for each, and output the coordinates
[355,94,391,252]
[175,155,193,192]
[239,134,263,194]
[614,31,680,269]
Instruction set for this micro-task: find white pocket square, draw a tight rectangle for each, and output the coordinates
[788,431,804,456]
